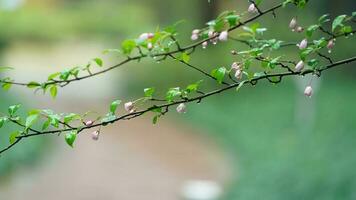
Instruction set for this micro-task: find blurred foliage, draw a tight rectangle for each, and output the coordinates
[0,0,156,45]
[0,94,48,178]
[186,73,356,199]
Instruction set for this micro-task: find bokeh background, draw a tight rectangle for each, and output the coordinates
[0,0,356,199]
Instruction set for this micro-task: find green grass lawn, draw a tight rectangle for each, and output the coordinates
[185,72,356,200]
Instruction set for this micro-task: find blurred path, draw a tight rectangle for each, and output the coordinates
[0,42,231,199]
[1,109,230,200]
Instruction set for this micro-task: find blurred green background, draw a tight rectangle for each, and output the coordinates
[0,0,355,199]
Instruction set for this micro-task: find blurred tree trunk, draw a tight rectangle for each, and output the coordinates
[199,0,219,24]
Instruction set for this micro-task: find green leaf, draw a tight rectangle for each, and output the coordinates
[225,14,240,27]
[211,67,227,84]
[48,114,60,128]
[268,56,282,69]
[50,85,57,99]
[0,117,6,128]
[25,114,39,129]
[180,52,190,63]
[2,82,12,91]
[332,15,347,32]
[207,18,225,32]
[236,80,247,92]
[101,113,117,124]
[27,81,41,88]
[8,104,21,116]
[341,25,352,34]
[59,70,71,81]
[166,87,182,102]
[47,72,60,81]
[93,58,103,67]
[164,20,184,35]
[69,67,80,77]
[121,39,136,55]
[307,59,320,69]
[64,113,81,124]
[110,100,121,114]
[65,131,77,147]
[9,131,21,144]
[293,0,307,8]
[283,0,293,7]
[299,47,314,60]
[318,14,330,24]
[306,25,320,37]
[42,119,50,130]
[186,80,203,93]
[144,87,155,98]
[152,115,160,124]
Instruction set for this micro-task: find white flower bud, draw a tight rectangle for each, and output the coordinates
[304,86,313,97]
[176,103,187,114]
[85,120,94,126]
[248,3,257,13]
[139,33,149,40]
[234,70,242,80]
[289,17,297,29]
[327,39,335,49]
[91,130,100,141]
[124,102,134,112]
[191,33,199,41]
[218,31,228,41]
[231,50,237,55]
[295,60,304,72]
[192,29,200,35]
[231,62,241,70]
[296,26,304,33]
[297,39,308,50]
[202,41,208,49]
[147,42,153,50]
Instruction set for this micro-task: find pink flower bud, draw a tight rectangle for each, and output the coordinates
[192,29,200,35]
[147,42,153,50]
[91,130,100,141]
[85,120,94,126]
[191,34,199,41]
[297,39,308,50]
[231,62,241,70]
[289,18,297,29]
[202,41,208,49]
[234,70,242,80]
[304,86,313,97]
[124,102,134,112]
[218,31,228,41]
[327,39,335,49]
[139,33,149,40]
[295,60,304,72]
[296,26,304,33]
[176,103,187,114]
[147,33,154,39]
[248,3,257,13]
